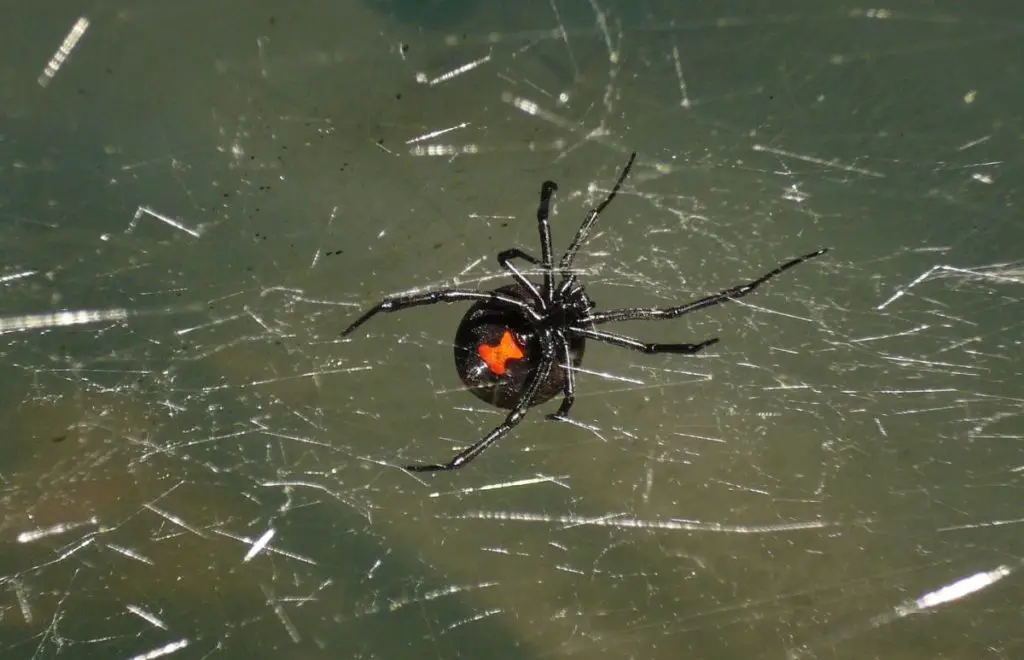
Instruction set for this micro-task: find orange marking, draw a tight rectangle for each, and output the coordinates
[477,330,524,376]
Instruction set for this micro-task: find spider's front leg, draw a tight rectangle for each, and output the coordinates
[497,248,541,267]
[497,249,547,308]
[534,180,558,298]
[582,248,829,326]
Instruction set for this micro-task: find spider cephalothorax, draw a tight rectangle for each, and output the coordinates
[343,152,827,472]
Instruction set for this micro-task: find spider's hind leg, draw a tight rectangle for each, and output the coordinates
[572,327,720,355]
[545,333,579,422]
[342,289,539,336]
[405,329,559,472]
[404,405,531,472]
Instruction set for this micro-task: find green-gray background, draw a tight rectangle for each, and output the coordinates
[1,1,1021,658]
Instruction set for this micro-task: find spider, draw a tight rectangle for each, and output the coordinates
[342,153,827,472]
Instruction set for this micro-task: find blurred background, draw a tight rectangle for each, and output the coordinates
[1,1,1022,658]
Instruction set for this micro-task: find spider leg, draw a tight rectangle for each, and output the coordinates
[558,152,637,277]
[583,248,828,325]
[536,181,558,300]
[571,327,719,354]
[341,289,541,336]
[497,248,542,266]
[545,331,578,421]
[406,330,558,472]
[497,248,546,308]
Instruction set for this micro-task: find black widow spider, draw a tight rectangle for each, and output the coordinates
[342,153,827,472]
